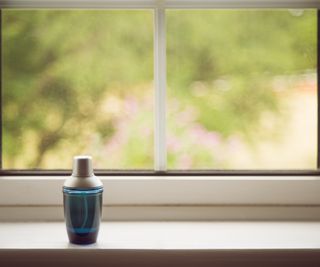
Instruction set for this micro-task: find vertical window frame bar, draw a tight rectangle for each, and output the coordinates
[154,5,167,171]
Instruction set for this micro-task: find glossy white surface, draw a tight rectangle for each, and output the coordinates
[1,222,320,249]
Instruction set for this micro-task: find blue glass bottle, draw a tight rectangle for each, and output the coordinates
[63,156,103,245]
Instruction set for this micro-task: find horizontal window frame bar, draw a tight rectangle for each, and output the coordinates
[2,205,320,221]
[1,176,320,206]
[0,170,319,176]
[0,0,319,8]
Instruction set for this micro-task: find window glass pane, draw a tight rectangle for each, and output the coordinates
[3,10,154,169]
[167,9,317,169]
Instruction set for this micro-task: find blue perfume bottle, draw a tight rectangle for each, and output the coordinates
[63,156,103,244]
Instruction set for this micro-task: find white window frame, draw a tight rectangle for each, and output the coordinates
[0,0,320,221]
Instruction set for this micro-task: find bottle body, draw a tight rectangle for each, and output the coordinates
[63,187,103,244]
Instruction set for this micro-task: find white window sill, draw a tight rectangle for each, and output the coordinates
[1,222,320,266]
[2,176,320,205]
[2,176,320,221]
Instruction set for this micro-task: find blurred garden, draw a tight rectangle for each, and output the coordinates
[2,9,317,169]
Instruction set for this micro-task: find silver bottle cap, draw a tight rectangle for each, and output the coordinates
[72,155,93,177]
[64,155,103,189]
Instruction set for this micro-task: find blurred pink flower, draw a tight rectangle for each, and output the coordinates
[206,132,221,147]
[167,136,181,153]
[190,124,221,149]
[227,136,243,152]
[104,132,123,154]
[140,127,152,138]
[124,97,138,115]
[177,154,193,169]
[104,119,128,154]
[175,108,198,126]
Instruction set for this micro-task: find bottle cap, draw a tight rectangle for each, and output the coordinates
[72,155,93,177]
[63,155,103,189]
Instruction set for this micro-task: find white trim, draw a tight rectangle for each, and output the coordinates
[0,0,319,8]
[1,205,320,221]
[154,7,167,171]
[1,176,320,220]
[1,176,320,206]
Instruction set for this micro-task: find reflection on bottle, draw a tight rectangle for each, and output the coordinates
[63,187,103,244]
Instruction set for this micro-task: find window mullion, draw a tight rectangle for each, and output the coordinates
[154,6,167,171]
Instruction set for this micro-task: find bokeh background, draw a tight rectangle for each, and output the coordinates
[2,9,317,170]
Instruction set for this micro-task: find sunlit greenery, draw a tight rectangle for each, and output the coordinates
[2,9,317,169]
[167,9,317,169]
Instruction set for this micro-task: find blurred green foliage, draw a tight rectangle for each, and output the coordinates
[166,10,317,169]
[2,9,317,169]
[3,10,154,168]
[167,10,316,137]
